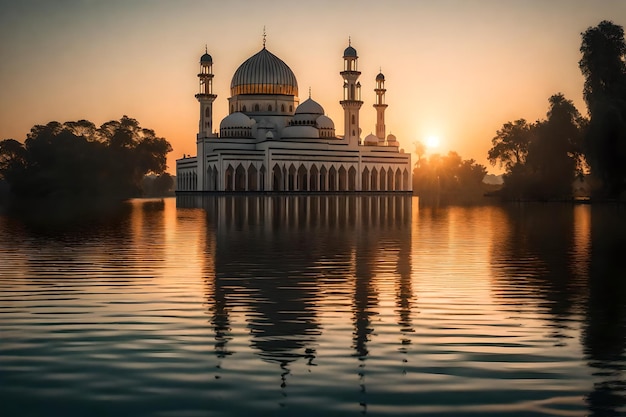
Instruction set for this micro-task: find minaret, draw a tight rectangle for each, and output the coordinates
[340,38,363,146]
[195,47,217,191]
[373,70,388,141]
[196,47,217,139]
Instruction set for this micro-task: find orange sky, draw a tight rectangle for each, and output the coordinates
[1,0,625,174]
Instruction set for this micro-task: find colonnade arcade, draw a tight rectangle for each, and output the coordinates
[180,162,410,192]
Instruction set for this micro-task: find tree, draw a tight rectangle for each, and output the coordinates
[0,116,172,200]
[487,119,534,171]
[525,94,586,199]
[579,20,626,198]
[413,150,487,200]
[413,140,426,166]
[488,94,586,200]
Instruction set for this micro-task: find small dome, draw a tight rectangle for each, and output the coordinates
[265,131,274,139]
[386,133,397,142]
[200,52,213,64]
[344,45,357,58]
[282,125,319,139]
[316,114,334,129]
[376,72,385,81]
[295,98,324,115]
[220,112,254,129]
[364,133,378,145]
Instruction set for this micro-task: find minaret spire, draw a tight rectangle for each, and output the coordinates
[195,47,217,190]
[374,69,388,141]
[340,39,363,147]
[263,26,266,48]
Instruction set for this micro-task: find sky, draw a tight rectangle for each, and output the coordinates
[1,0,625,174]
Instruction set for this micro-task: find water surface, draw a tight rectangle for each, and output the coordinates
[1,196,625,416]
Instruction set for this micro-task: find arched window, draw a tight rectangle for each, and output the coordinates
[351,115,355,124]
[205,107,210,117]
[268,105,272,111]
[281,104,285,112]
[254,104,260,111]
[242,105,247,112]
[289,105,293,112]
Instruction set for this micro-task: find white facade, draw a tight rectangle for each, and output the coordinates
[176,40,411,192]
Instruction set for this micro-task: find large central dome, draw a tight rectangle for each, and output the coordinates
[230,47,298,96]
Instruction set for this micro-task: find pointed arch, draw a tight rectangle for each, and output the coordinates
[320,165,328,191]
[402,168,409,191]
[260,164,266,191]
[329,166,337,191]
[235,163,246,191]
[395,168,402,191]
[309,164,319,191]
[380,167,386,191]
[225,164,234,191]
[288,164,297,191]
[371,167,378,191]
[248,163,258,191]
[297,164,308,191]
[348,166,357,191]
[387,167,394,191]
[272,164,282,191]
[338,166,347,191]
[362,167,370,191]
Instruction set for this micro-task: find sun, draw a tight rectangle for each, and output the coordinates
[426,135,440,149]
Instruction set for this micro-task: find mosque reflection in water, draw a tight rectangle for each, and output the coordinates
[174,195,626,415]
[177,195,412,376]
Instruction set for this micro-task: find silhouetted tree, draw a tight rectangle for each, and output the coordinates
[0,139,28,181]
[579,20,626,198]
[0,116,172,200]
[524,94,586,199]
[489,95,586,200]
[488,119,534,171]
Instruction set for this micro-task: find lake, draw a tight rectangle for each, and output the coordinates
[1,195,625,416]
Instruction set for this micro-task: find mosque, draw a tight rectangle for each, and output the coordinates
[176,38,412,192]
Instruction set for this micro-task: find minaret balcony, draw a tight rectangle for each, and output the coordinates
[195,93,217,100]
[340,70,361,78]
[340,100,363,108]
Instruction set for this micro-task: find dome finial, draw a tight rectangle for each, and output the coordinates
[263,26,266,48]
[308,87,311,99]
[205,44,208,54]
[348,36,351,46]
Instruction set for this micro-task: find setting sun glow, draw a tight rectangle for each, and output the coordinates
[426,135,441,149]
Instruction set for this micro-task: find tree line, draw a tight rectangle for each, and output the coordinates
[0,116,172,200]
[412,145,489,203]
[488,20,626,200]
